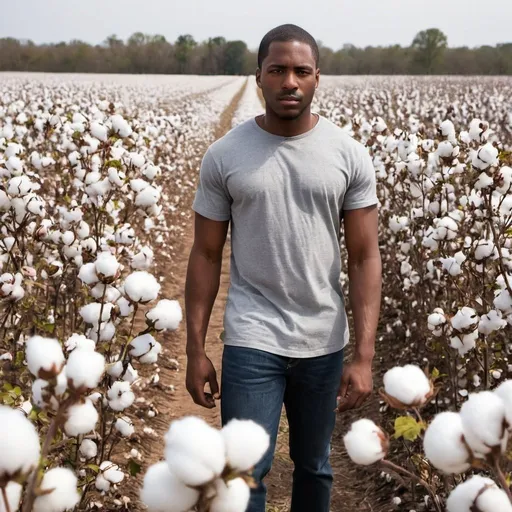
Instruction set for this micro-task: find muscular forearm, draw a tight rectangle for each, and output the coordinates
[185,246,222,357]
[347,254,382,362]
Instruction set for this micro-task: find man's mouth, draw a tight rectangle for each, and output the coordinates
[279,96,301,105]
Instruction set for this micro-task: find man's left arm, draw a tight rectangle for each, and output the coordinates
[336,204,382,412]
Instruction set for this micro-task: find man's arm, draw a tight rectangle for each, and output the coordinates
[336,204,382,412]
[185,212,229,408]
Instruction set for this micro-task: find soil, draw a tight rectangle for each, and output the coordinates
[121,81,403,512]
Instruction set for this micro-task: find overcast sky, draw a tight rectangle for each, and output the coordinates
[2,0,510,50]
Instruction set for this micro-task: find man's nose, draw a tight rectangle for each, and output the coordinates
[282,71,299,90]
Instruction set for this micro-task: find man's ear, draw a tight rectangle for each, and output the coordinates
[256,68,261,88]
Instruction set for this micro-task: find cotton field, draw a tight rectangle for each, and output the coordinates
[0,72,512,512]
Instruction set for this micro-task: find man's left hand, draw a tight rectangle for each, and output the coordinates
[336,358,373,412]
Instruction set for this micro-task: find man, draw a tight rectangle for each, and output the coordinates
[185,24,381,512]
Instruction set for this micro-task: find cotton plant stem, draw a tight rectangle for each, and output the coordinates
[380,459,443,512]
[1,486,11,512]
[21,413,61,512]
[493,460,512,503]
[21,396,74,512]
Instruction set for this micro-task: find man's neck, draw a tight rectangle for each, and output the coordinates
[256,109,318,137]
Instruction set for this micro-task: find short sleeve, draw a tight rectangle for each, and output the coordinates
[343,146,379,211]
[192,148,231,221]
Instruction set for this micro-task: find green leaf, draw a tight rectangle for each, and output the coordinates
[13,386,22,397]
[128,460,141,477]
[393,416,426,442]
[2,383,13,391]
[85,464,100,473]
[431,367,440,380]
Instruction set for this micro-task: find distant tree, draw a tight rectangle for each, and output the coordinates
[223,40,247,74]
[412,28,448,74]
[175,34,197,73]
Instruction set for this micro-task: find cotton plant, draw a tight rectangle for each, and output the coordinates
[140,416,270,512]
[343,366,512,510]
[0,88,194,511]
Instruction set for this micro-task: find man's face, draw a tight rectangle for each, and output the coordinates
[256,40,319,121]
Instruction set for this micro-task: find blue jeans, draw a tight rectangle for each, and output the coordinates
[220,345,344,512]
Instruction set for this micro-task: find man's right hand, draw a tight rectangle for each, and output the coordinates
[185,352,220,409]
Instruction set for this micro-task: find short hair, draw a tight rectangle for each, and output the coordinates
[257,24,319,69]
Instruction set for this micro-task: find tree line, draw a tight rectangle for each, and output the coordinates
[1,29,511,75]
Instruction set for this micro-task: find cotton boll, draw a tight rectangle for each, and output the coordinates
[79,302,114,324]
[439,120,456,141]
[479,310,507,335]
[32,467,80,512]
[423,412,471,474]
[129,333,161,363]
[472,143,499,170]
[434,216,458,240]
[110,114,132,138]
[459,391,508,457]
[129,179,149,193]
[474,239,496,261]
[87,321,116,343]
[446,475,502,512]
[383,365,431,406]
[451,307,478,331]
[164,416,226,486]
[130,247,154,270]
[107,381,135,411]
[107,167,125,187]
[77,221,90,239]
[8,175,40,196]
[474,172,494,190]
[95,473,111,492]
[90,283,121,303]
[389,215,409,233]
[494,289,512,314]
[0,406,41,479]
[115,225,135,245]
[100,461,125,484]
[140,462,200,512]
[94,252,120,281]
[64,333,95,352]
[64,399,99,436]
[440,257,463,276]
[142,163,160,181]
[90,121,108,142]
[115,416,135,437]
[210,478,250,512]
[450,330,479,356]
[116,296,134,317]
[221,419,270,472]
[78,262,99,285]
[135,186,160,208]
[79,439,98,459]
[494,380,512,428]
[343,419,388,465]
[66,348,105,390]
[477,486,512,512]
[146,299,182,331]
[124,271,160,303]
[0,482,22,512]
[26,335,65,379]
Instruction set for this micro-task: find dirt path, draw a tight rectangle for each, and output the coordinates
[125,79,394,512]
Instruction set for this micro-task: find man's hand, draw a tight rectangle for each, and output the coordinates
[336,358,373,413]
[186,353,220,409]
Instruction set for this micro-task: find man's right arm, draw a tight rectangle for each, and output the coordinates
[185,212,229,408]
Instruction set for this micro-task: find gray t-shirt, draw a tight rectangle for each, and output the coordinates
[192,114,378,358]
